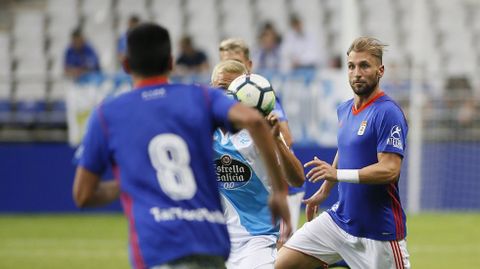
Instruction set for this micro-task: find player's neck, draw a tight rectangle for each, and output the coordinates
[132,74,169,88]
[353,88,383,110]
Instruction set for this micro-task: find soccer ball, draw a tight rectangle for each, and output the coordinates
[228,74,276,116]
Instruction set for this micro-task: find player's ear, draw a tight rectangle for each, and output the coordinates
[168,55,173,72]
[122,57,131,74]
[247,60,253,72]
[378,64,385,78]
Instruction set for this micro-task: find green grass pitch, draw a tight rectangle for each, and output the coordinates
[0,213,479,268]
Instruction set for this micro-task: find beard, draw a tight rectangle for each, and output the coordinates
[350,78,378,97]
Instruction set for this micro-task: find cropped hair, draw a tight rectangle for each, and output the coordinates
[347,37,387,64]
[211,60,247,84]
[127,23,171,76]
[219,38,250,60]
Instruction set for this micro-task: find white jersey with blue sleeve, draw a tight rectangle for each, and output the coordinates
[213,129,279,248]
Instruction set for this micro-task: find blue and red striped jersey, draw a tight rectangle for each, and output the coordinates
[77,78,236,268]
[328,92,408,241]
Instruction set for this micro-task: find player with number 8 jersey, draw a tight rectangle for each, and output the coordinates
[72,23,291,269]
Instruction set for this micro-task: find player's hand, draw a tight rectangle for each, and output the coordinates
[303,186,330,222]
[265,112,281,138]
[268,192,292,239]
[304,157,338,183]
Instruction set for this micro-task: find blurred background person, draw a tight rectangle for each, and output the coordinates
[117,14,140,64]
[252,22,282,76]
[280,14,320,78]
[64,27,100,81]
[174,35,209,76]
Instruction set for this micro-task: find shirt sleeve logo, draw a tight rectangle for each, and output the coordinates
[387,125,403,150]
[357,121,367,135]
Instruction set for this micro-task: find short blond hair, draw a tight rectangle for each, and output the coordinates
[211,60,248,84]
[219,38,250,60]
[347,37,387,64]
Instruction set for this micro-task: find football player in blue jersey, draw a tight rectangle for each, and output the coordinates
[72,23,292,269]
[276,37,411,269]
[211,60,304,269]
[219,38,307,237]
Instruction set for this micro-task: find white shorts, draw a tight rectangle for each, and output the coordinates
[285,212,410,269]
[226,237,277,269]
[287,191,305,232]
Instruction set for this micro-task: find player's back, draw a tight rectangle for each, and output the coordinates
[98,82,232,267]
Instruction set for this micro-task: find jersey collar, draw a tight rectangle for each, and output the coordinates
[134,76,169,89]
[352,91,385,115]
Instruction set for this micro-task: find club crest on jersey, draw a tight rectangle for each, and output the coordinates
[214,155,252,190]
[357,121,367,135]
[387,125,403,150]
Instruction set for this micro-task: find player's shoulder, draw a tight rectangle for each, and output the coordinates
[337,98,354,112]
[375,94,404,114]
[374,94,407,126]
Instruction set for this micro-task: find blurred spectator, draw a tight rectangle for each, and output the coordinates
[117,15,140,63]
[328,55,342,69]
[444,76,476,127]
[280,14,320,75]
[174,35,209,76]
[64,28,100,81]
[252,22,282,75]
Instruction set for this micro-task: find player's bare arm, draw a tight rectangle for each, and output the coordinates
[266,113,304,187]
[356,152,402,184]
[304,152,402,184]
[228,103,292,235]
[303,152,338,221]
[278,121,293,147]
[73,167,119,208]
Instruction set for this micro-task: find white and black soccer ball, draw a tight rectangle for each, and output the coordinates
[228,74,276,116]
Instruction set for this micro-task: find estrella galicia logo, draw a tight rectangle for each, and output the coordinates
[214,155,252,189]
[387,125,403,150]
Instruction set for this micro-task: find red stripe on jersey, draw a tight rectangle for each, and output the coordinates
[388,184,404,239]
[134,76,168,89]
[97,105,110,138]
[352,91,385,115]
[201,86,211,111]
[118,173,145,269]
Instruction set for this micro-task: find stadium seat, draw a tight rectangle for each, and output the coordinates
[0,34,11,79]
[151,0,183,56]
[0,81,13,126]
[254,0,289,33]
[290,0,324,35]
[219,0,255,46]
[13,81,48,127]
[81,0,112,22]
[12,10,45,38]
[117,0,148,19]
[14,56,48,82]
[46,0,78,17]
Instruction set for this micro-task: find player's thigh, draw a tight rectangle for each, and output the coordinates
[279,213,342,267]
[275,246,327,269]
[340,238,410,269]
[227,244,276,269]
